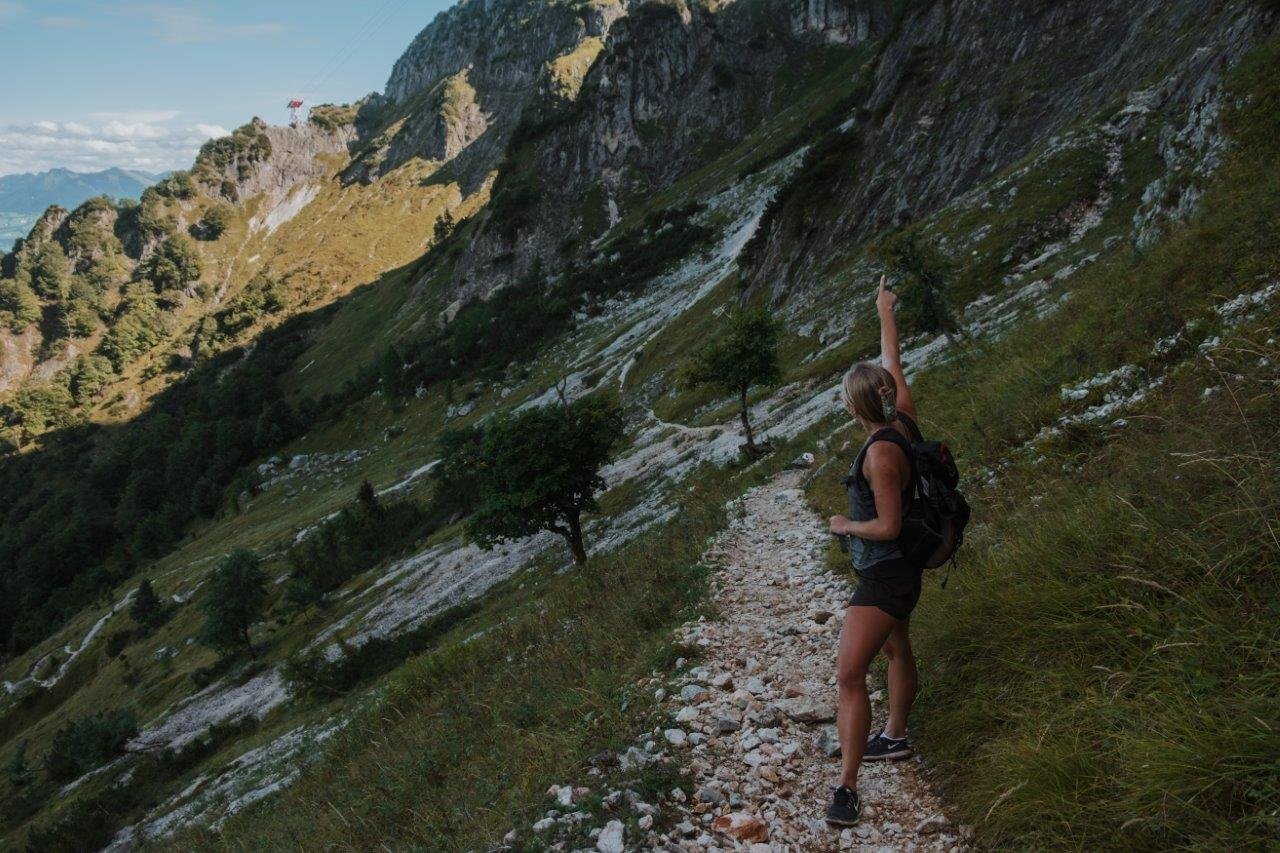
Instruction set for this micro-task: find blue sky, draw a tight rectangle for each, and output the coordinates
[0,1,453,176]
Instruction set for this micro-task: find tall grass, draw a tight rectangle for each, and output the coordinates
[910,333,1280,849]
[804,36,1280,849]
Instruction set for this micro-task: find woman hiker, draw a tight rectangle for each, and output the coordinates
[824,276,923,827]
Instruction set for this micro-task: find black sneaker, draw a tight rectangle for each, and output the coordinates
[863,731,912,761]
[824,785,861,826]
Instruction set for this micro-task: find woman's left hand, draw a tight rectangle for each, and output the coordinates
[829,515,854,536]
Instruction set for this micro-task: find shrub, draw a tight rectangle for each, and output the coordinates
[874,228,958,336]
[282,482,428,608]
[308,102,359,131]
[130,578,166,631]
[99,289,166,370]
[68,354,113,403]
[430,425,484,523]
[5,739,32,787]
[27,241,71,300]
[2,378,77,439]
[44,709,138,782]
[194,274,284,354]
[150,170,197,200]
[195,203,234,240]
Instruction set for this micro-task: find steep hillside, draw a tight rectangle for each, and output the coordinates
[1,0,1277,850]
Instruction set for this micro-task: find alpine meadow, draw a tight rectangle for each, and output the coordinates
[1,1,1278,850]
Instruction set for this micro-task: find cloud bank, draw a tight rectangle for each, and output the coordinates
[0,115,232,177]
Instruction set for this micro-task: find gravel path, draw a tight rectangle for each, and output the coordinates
[504,470,968,851]
[659,470,966,851]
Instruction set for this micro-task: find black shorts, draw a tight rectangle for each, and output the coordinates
[847,558,923,620]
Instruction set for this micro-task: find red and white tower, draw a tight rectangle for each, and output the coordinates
[287,99,305,127]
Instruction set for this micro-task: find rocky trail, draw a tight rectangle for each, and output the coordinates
[512,470,967,851]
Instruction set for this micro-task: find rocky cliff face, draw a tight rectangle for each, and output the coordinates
[743,0,1271,292]
[348,0,626,187]
[197,118,356,210]
[447,0,892,299]
[420,0,1269,307]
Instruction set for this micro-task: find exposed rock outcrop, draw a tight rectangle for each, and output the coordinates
[744,0,1272,291]
[349,0,627,185]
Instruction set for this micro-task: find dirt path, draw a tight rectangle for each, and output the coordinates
[657,469,964,851]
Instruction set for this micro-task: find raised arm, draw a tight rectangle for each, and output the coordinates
[876,276,917,421]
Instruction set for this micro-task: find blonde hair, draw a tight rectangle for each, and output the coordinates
[841,362,897,425]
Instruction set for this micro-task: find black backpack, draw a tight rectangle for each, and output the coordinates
[844,414,971,581]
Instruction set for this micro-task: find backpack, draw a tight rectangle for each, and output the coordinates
[844,413,971,581]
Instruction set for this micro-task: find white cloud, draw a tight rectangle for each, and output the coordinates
[0,115,247,176]
[102,120,170,140]
[115,4,286,44]
[194,123,230,140]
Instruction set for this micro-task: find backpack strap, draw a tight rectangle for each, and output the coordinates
[896,411,923,443]
[851,426,917,504]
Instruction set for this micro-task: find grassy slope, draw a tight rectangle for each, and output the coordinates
[183,438,818,850]
[802,38,1280,849]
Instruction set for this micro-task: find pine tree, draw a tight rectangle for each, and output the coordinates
[130,578,165,631]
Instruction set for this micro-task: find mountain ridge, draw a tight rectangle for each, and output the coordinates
[0,167,161,214]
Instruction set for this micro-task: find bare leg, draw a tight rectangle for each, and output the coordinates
[880,618,917,740]
[836,605,899,789]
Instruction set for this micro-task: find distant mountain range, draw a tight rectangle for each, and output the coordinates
[0,166,161,215]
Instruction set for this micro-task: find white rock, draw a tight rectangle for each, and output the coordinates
[596,820,625,853]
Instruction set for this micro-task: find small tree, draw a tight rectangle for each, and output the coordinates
[0,279,41,332]
[431,424,484,523]
[683,308,782,455]
[130,578,165,631]
[448,393,625,565]
[875,229,957,336]
[198,549,268,656]
[45,710,138,783]
[433,209,455,245]
[6,740,32,787]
